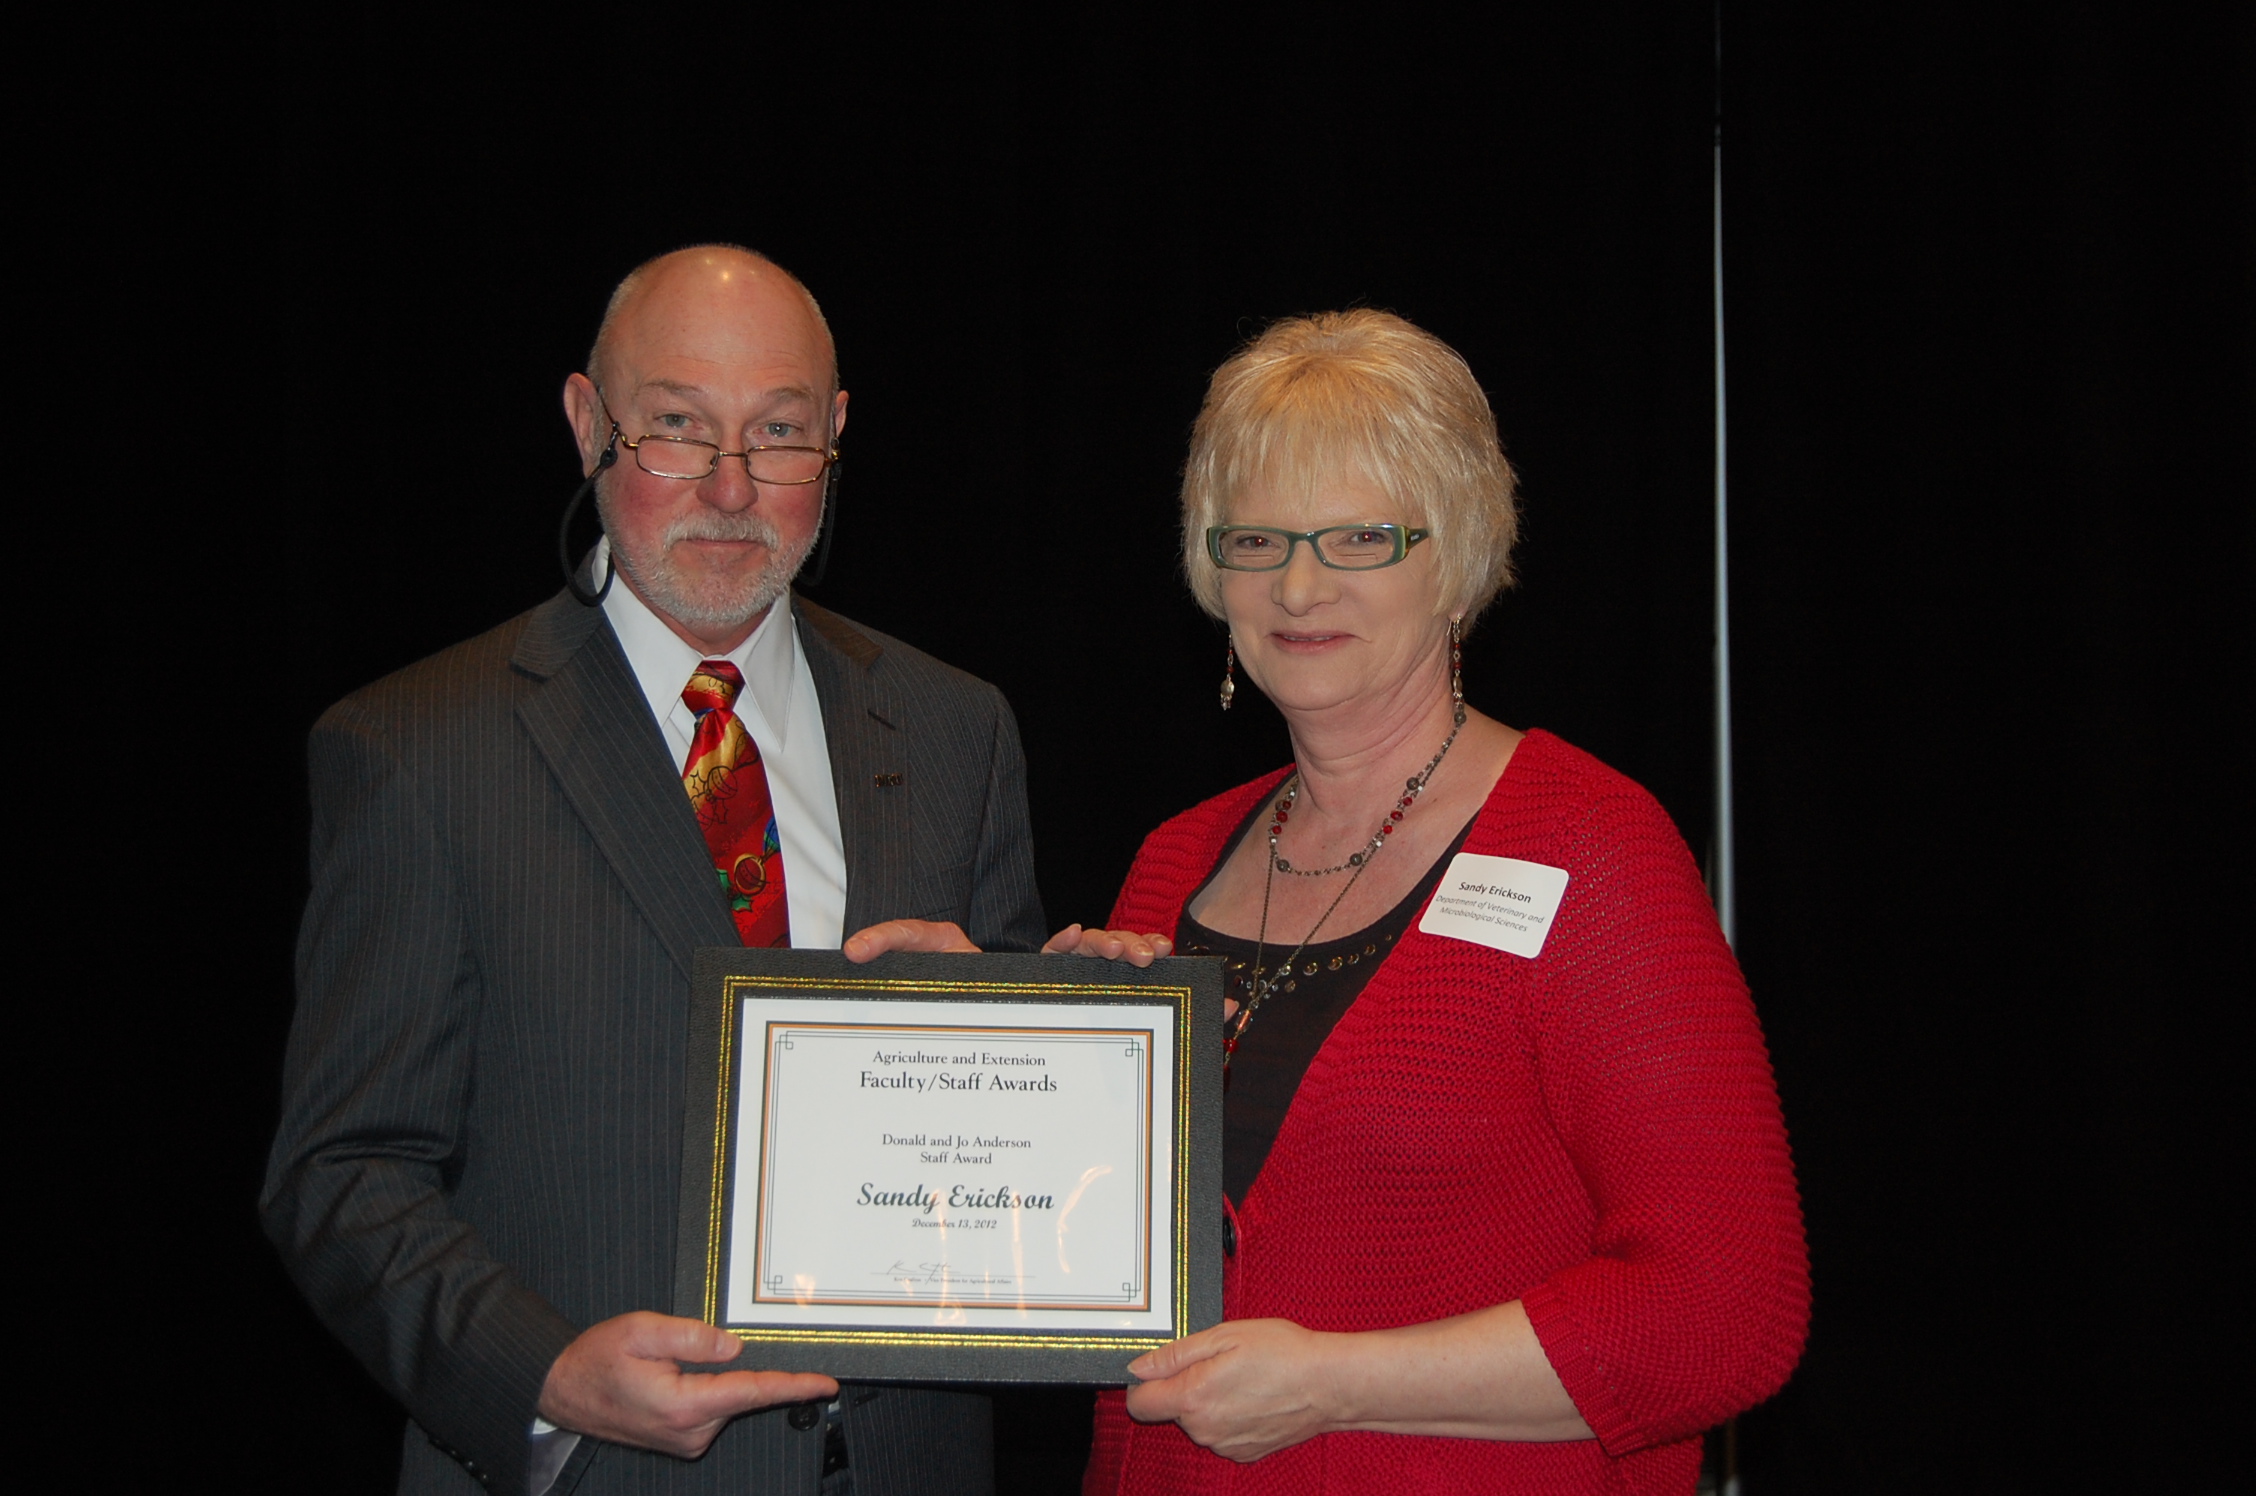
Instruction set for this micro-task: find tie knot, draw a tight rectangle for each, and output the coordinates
[683,659,745,716]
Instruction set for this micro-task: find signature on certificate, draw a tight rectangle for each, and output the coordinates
[880,1260,1029,1288]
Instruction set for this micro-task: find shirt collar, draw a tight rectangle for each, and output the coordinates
[596,536,798,742]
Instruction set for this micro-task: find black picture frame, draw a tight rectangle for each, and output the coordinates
[675,947,1226,1385]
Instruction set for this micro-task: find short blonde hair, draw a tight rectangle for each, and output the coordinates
[1180,309,1518,626]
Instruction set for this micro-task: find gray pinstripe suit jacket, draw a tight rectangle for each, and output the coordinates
[263,587,1047,1495]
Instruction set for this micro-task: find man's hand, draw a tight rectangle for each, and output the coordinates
[842,920,982,961]
[1123,1318,1337,1463]
[537,1312,838,1458]
[1041,924,1175,967]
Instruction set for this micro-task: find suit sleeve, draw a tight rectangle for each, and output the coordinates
[1515,790,1810,1453]
[961,686,1048,953]
[262,701,577,1494]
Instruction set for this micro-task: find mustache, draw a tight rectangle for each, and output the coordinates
[661,511,785,548]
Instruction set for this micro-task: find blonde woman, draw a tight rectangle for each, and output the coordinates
[1055,311,1808,1495]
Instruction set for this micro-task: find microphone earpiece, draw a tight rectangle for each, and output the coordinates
[558,426,622,606]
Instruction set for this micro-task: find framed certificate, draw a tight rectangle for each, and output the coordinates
[675,948,1226,1384]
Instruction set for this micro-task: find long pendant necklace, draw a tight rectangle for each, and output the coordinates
[1225,707,1466,1065]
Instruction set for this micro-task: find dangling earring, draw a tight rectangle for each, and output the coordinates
[1219,640,1237,711]
[1449,616,1466,725]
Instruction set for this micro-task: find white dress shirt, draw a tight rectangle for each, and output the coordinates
[598,539,848,948]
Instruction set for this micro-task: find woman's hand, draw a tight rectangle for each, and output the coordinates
[842,920,981,961]
[1124,1319,1340,1462]
[1124,1304,1590,1459]
[1041,924,1174,967]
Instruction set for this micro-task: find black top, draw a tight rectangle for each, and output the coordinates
[1176,789,1477,1207]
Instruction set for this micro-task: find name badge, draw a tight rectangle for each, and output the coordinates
[1418,853,1571,958]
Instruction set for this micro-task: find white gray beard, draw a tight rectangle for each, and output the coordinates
[600,496,819,634]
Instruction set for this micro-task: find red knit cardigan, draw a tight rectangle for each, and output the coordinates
[1084,731,1809,1496]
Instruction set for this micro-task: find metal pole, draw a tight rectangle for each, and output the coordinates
[1712,11,1737,955]
[1714,10,1743,1494]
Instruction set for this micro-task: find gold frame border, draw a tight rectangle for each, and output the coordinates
[704,973,1197,1351]
[749,1020,1154,1312]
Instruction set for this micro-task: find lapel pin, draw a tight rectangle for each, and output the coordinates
[874,772,904,788]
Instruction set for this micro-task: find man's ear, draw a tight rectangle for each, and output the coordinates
[564,373,609,475]
[830,387,850,445]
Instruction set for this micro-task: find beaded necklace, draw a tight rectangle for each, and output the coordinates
[1224,704,1466,1064]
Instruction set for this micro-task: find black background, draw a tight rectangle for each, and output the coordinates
[58,3,2245,1492]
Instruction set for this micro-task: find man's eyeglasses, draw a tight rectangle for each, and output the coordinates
[1205,523,1431,572]
[596,393,837,485]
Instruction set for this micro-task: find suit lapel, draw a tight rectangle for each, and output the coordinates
[512,592,734,980]
[796,596,912,935]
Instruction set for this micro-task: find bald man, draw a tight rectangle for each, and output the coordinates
[265,247,1045,1496]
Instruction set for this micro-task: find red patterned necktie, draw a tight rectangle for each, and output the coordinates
[681,660,791,948]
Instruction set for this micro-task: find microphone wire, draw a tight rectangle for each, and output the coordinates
[559,439,619,607]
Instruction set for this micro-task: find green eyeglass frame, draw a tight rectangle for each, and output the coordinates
[1204,523,1432,572]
